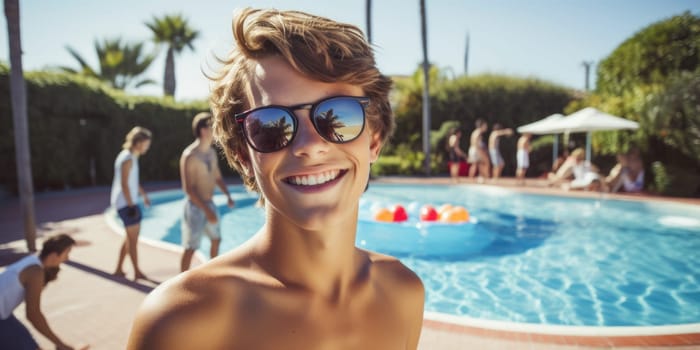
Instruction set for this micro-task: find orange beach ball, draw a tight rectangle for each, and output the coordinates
[373,208,394,222]
[439,206,470,223]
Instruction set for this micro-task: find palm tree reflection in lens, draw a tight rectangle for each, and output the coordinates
[315,108,347,142]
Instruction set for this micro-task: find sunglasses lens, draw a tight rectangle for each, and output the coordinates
[313,97,366,143]
[243,108,295,152]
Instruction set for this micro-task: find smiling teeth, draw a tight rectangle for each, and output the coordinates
[288,170,340,186]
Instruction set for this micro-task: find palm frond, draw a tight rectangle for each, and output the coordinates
[134,78,158,88]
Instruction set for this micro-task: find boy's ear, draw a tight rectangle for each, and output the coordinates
[369,132,383,163]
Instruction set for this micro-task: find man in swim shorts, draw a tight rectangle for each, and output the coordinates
[468,118,490,180]
[488,123,513,180]
[516,133,532,185]
[179,112,234,271]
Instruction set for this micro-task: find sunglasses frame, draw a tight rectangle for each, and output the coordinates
[234,95,370,153]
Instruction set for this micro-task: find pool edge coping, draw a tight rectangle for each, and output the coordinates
[424,311,700,337]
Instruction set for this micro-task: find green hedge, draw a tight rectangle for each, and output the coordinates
[0,65,236,193]
[650,161,700,197]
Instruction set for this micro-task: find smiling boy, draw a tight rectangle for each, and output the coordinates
[127,8,424,350]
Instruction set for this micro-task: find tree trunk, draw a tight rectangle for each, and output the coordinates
[366,0,372,43]
[4,0,37,251]
[164,47,176,97]
[420,0,431,175]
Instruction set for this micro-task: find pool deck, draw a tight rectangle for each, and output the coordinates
[1,176,699,350]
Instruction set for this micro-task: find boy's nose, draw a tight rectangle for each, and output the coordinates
[291,112,330,157]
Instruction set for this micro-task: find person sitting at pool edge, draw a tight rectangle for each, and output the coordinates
[605,148,645,194]
[127,7,425,350]
[548,148,602,191]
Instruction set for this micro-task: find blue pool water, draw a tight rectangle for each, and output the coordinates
[131,184,700,326]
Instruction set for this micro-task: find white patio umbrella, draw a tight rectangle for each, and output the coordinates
[517,113,564,164]
[517,113,564,134]
[532,107,640,162]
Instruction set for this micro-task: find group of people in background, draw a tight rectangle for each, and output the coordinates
[0,123,168,350]
[447,118,531,184]
[0,113,238,347]
[110,112,235,282]
[447,119,643,193]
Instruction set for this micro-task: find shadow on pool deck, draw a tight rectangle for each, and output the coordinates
[64,260,159,294]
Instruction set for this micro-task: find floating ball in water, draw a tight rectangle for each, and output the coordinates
[419,205,439,221]
[440,206,470,223]
[392,205,409,222]
[373,208,394,222]
[438,204,453,216]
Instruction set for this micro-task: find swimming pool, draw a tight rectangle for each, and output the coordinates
[122,184,700,327]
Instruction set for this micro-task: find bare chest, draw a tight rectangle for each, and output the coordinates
[219,293,409,350]
[191,151,216,173]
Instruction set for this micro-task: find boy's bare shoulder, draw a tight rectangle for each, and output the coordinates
[364,249,424,293]
[127,250,270,350]
[363,249,425,332]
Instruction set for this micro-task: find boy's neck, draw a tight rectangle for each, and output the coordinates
[194,138,212,150]
[253,215,364,302]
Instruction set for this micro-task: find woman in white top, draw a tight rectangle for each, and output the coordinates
[111,126,152,280]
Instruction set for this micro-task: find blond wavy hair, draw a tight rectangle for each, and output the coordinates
[209,8,394,193]
[122,126,152,150]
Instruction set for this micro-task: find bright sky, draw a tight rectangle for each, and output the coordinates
[2,0,698,101]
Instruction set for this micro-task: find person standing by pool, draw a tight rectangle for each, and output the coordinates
[179,112,234,272]
[111,126,152,281]
[516,132,532,185]
[127,8,425,350]
[468,118,490,181]
[447,128,467,183]
[0,234,88,350]
[488,123,513,181]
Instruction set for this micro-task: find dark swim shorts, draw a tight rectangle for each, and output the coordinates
[117,205,142,227]
[0,315,39,350]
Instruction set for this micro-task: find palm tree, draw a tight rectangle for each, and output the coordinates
[419,0,431,175]
[62,38,157,90]
[4,0,37,251]
[145,14,200,98]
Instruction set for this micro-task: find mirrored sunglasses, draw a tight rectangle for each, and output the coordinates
[234,95,369,153]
